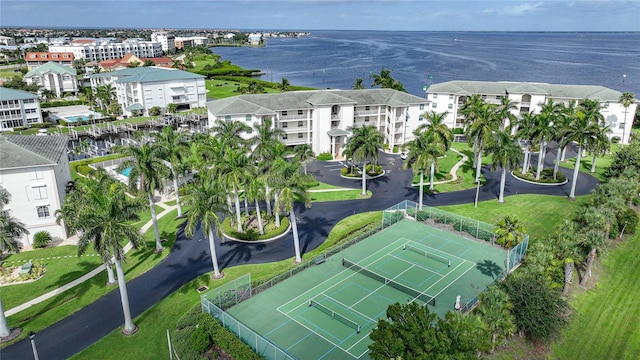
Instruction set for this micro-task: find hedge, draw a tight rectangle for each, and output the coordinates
[41,100,85,108]
[213,75,315,91]
[316,152,333,161]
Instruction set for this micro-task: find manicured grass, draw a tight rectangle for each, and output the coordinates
[2,209,184,348]
[308,189,372,202]
[410,149,463,183]
[206,79,280,99]
[309,182,344,190]
[438,194,590,241]
[128,204,164,226]
[73,211,383,359]
[425,142,490,193]
[163,199,177,207]
[552,231,640,359]
[557,147,618,183]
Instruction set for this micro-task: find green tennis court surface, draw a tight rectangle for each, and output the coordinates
[224,219,508,359]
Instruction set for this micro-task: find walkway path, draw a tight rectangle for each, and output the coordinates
[0,144,599,360]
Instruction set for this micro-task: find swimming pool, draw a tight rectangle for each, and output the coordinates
[64,114,98,123]
[120,167,132,177]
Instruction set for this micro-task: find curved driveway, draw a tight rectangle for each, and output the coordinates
[1,145,598,359]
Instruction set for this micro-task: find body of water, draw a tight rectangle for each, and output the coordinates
[213,31,640,98]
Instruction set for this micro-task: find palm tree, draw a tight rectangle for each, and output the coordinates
[562,99,603,200]
[293,144,315,175]
[184,174,229,278]
[403,130,442,209]
[155,126,188,217]
[477,286,516,352]
[576,206,608,286]
[494,216,526,249]
[370,68,406,91]
[551,102,573,179]
[497,96,519,131]
[532,100,562,179]
[0,187,28,337]
[619,92,635,146]
[418,110,453,151]
[62,176,146,334]
[352,77,365,90]
[484,129,522,203]
[460,94,484,169]
[210,119,251,149]
[278,77,291,92]
[251,119,287,216]
[116,142,170,252]
[515,111,536,175]
[346,125,385,195]
[586,124,611,173]
[552,220,582,296]
[274,161,311,263]
[245,175,265,235]
[467,103,500,182]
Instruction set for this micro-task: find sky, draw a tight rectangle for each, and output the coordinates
[0,0,639,32]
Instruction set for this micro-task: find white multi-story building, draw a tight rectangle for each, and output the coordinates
[151,31,176,54]
[89,66,206,117]
[206,89,430,158]
[427,80,637,144]
[0,36,16,46]
[24,61,79,98]
[0,134,72,246]
[49,40,163,62]
[0,88,43,131]
[25,52,75,70]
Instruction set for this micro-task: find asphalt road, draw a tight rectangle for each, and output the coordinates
[1,144,598,360]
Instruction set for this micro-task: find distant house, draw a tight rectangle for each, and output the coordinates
[98,53,173,72]
[25,52,75,70]
[89,66,206,117]
[24,61,79,98]
[0,36,16,46]
[248,33,262,45]
[427,80,638,145]
[50,40,163,61]
[0,134,72,246]
[0,87,43,131]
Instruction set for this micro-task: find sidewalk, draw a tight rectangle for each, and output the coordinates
[5,200,178,317]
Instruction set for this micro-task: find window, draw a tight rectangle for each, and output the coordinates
[419,104,425,110]
[282,134,288,140]
[449,94,454,100]
[298,133,303,139]
[365,106,370,111]
[365,116,370,122]
[298,121,303,127]
[481,95,487,100]
[224,115,231,121]
[448,104,453,109]
[246,114,252,122]
[30,168,44,180]
[432,94,438,99]
[282,111,288,116]
[432,103,437,109]
[298,110,303,115]
[282,122,288,128]
[36,205,50,218]
[619,123,625,129]
[419,115,424,121]
[32,186,48,200]
[0,209,9,218]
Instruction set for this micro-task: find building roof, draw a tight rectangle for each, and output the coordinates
[206,89,428,116]
[0,87,38,101]
[89,66,204,83]
[99,54,173,70]
[427,80,623,102]
[24,61,77,77]
[0,134,68,169]
[25,52,74,62]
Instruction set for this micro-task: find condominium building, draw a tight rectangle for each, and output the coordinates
[25,52,75,70]
[24,61,79,97]
[0,36,16,46]
[0,134,72,246]
[206,89,430,158]
[151,31,176,54]
[0,87,43,131]
[427,80,637,144]
[89,66,206,117]
[49,40,163,62]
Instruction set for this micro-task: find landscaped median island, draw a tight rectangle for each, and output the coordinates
[511,167,568,185]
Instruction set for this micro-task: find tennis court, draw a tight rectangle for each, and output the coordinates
[220,219,508,359]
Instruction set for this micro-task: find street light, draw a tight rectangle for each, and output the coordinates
[28,331,40,360]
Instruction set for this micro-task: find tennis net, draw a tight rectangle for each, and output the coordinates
[308,299,361,333]
[342,258,436,306]
[403,243,451,267]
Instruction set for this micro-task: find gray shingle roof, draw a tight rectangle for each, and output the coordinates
[0,134,68,169]
[427,80,622,102]
[89,66,204,83]
[206,89,427,116]
[0,87,38,101]
[24,61,76,77]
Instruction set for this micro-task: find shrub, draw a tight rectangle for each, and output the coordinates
[30,122,55,129]
[190,327,212,354]
[40,100,84,108]
[516,168,566,184]
[149,106,162,116]
[76,165,95,176]
[33,231,52,248]
[221,213,290,241]
[316,152,333,161]
[365,164,383,175]
[617,208,639,235]
[453,127,465,134]
[611,136,621,144]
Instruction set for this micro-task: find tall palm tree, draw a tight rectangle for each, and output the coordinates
[477,286,516,352]
[370,68,406,91]
[352,77,365,90]
[263,142,291,220]
[515,111,537,175]
[460,94,485,169]
[210,118,251,150]
[586,123,611,173]
[575,206,608,286]
[117,142,170,252]
[213,146,251,233]
[467,103,500,182]
[274,160,311,263]
[155,126,188,217]
[533,100,562,179]
[619,92,635,146]
[552,220,582,296]
[403,130,442,209]
[418,110,453,151]
[346,125,385,195]
[245,175,265,235]
[484,129,522,203]
[497,96,519,131]
[562,99,603,200]
[184,174,229,278]
[551,102,573,179]
[494,216,526,249]
[278,77,291,92]
[62,176,146,334]
[293,143,315,175]
[0,187,28,337]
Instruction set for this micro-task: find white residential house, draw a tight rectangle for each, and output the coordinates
[427,80,637,145]
[89,66,207,117]
[0,36,16,46]
[0,87,43,131]
[0,134,72,246]
[24,61,79,98]
[206,89,430,158]
[151,31,176,54]
[50,40,163,62]
[248,33,262,45]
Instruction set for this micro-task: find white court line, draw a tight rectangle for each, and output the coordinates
[282,309,358,356]
[317,292,377,324]
[406,239,471,262]
[350,258,417,308]
[387,252,444,278]
[424,260,477,300]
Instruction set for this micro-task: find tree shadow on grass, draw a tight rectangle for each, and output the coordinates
[476,259,504,279]
[44,260,101,291]
[124,230,176,276]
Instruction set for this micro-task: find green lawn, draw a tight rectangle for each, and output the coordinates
[557,146,618,183]
[552,231,640,359]
[410,149,463,183]
[206,79,280,99]
[424,142,491,193]
[438,194,590,241]
[308,189,372,202]
[2,209,185,348]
